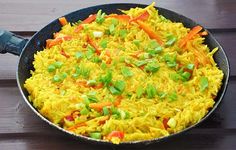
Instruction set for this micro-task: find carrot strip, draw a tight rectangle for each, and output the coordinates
[87,35,101,55]
[130,50,143,58]
[129,10,149,22]
[46,36,72,48]
[89,102,112,111]
[199,31,208,36]
[136,20,163,45]
[105,14,131,22]
[74,14,97,33]
[179,25,203,48]
[98,116,109,125]
[114,96,123,107]
[60,50,70,58]
[59,17,68,26]
[67,122,87,131]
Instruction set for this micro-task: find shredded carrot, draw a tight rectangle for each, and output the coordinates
[89,101,112,111]
[98,116,109,125]
[46,36,72,48]
[136,20,163,45]
[129,10,150,22]
[74,14,97,33]
[87,35,101,55]
[106,14,131,22]
[60,50,70,58]
[67,122,87,131]
[130,50,143,58]
[76,80,88,87]
[114,96,123,107]
[59,17,68,26]
[179,25,203,48]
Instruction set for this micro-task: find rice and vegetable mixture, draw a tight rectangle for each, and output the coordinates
[24,3,223,144]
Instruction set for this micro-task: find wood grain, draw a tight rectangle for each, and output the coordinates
[0,0,236,31]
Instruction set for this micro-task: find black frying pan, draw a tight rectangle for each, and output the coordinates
[0,3,229,146]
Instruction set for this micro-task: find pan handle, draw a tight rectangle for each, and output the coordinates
[0,29,28,56]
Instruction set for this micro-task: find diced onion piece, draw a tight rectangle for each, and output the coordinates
[93,31,103,38]
[167,118,176,128]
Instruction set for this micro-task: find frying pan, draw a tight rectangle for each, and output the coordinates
[0,3,229,146]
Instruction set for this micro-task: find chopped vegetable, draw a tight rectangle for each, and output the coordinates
[109,24,115,35]
[87,36,101,55]
[61,72,68,79]
[75,14,97,32]
[106,14,130,22]
[67,122,87,131]
[134,60,147,67]
[119,29,128,39]
[87,80,97,86]
[89,101,112,111]
[75,52,84,59]
[145,62,160,73]
[80,108,90,115]
[169,91,177,101]
[107,131,124,140]
[109,80,126,95]
[93,31,104,38]
[121,67,133,77]
[59,17,68,26]
[89,132,102,139]
[133,39,141,47]
[60,50,70,58]
[47,64,56,72]
[146,84,157,98]
[147,40,163,55]
[200,76,208,92]
[99,70,112,86]
[136,20,163,45]
[54,61,63,68]
[186,64,195,70]
[181,72,191,81]
[114,80,126,93]
[167,118,177,128]
[164,54,177,68]
[169,73,180,81]
[165,34,177,46]
[52,75,62,82]
[96,9,106,24]
[46,36,72,48]
[163,118,170,129]
[129,10,149,22]
[179,25,203,48]
[103,106,109,116]
[99,39,108,49]
[136,86,144,98]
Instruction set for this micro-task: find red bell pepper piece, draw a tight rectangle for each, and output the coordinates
[107,131,124,140]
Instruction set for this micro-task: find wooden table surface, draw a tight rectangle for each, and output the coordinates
[0,0,235,149]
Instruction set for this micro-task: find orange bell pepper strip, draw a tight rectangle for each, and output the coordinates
[89,101,112,111]
[59,17,68,26]
[74,14,97,33]
[179,25,203,48]
[129,10,149,22]
[136,20,164,46]
[87,35,101,55]
[105,14,131,22]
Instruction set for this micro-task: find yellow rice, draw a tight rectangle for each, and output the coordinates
[24,3,223,144]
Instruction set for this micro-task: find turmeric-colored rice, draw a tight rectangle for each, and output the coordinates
[24,3,223,144]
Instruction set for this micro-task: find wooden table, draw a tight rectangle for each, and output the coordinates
[0,0,235,149]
